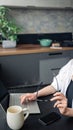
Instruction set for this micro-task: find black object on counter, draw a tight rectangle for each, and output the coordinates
[61,41,73,47]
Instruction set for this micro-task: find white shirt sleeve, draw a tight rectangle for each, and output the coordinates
[51,59,73,95]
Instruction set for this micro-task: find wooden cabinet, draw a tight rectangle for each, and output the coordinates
[39,51,71,85]
[0,50,72,88]
[0,54,39,87]
[0,0,72,8]
[40,57,70,85]
[0,44,73,88]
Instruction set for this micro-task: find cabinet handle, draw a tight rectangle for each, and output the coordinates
[49,52,62,56]
[51,68,60,71]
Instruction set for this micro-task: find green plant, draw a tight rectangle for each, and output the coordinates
[0,6,21,41]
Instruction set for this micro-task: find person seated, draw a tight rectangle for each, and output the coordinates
[20,59,73,117]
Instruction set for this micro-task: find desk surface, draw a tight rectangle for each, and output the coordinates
[0,44,73,56]
[0,87,73,130]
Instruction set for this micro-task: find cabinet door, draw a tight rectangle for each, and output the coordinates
[39,57,70,85]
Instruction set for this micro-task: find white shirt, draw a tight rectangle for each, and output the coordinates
[51,59,73,96]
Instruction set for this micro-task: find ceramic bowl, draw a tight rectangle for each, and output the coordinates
[38,39,52,47]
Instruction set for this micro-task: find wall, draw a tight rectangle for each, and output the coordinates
[10,8,73,34]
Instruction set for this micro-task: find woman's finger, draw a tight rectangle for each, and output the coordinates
[53,92,64,97]
[50,95,65,101]
[20,94,26,99]
[54,100,61,107]
[20,96,26,104]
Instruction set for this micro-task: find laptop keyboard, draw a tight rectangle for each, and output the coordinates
[9,93,40,114]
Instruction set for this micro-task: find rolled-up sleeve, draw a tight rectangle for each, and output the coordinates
[51,75,61,91]
[51,59,73,95]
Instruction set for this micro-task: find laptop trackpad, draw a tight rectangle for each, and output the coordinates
[9,93,40,114]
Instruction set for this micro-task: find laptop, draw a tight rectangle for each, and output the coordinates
[0,80,40,114]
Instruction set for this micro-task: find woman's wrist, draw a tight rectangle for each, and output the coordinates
[33,92,38,99]
[63,107,73,117]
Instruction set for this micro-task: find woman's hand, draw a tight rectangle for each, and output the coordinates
[20,92,37,104]
[50,92,68,115]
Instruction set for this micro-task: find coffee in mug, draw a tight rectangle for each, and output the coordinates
[6,105,29,130]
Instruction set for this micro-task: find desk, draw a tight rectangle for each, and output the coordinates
[0,87,73,130]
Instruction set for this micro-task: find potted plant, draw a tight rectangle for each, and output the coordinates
[0,6,21,48]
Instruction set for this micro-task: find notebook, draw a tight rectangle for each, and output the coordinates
[0,80,40,114]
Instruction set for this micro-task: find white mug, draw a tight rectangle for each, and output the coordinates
[6,105,29,130]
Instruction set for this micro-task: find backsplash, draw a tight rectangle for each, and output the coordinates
[11,8,73,34]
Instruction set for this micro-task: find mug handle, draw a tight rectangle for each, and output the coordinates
[22,108,29,120]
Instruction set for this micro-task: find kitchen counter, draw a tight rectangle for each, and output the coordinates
[0,43,73,87]
[0,44,73,56]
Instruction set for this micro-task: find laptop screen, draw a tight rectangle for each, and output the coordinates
[0,80,9,111]
[0,80,8,101]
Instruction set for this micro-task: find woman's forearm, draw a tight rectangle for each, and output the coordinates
[36,85,56,97]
